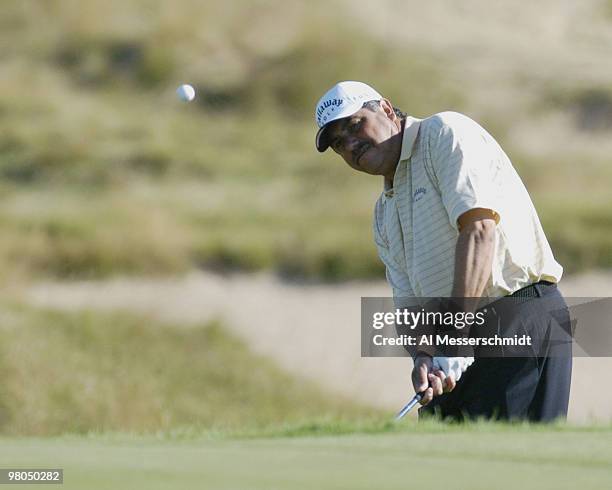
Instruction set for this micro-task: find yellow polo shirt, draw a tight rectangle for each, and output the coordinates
[373,111,563,307]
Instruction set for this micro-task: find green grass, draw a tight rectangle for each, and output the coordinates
[0,304,375,436]
[540,202,612,273]
[0,0,610,282]
[2,423,612,489]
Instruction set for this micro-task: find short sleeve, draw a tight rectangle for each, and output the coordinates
[427,113,502,231]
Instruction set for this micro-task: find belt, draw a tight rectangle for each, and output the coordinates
[508,280,556,299]
[479,280,557,314]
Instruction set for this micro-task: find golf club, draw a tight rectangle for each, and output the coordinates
[394,391,425,421]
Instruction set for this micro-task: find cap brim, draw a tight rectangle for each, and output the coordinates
[315,124,332,152]
[315,101,365,152]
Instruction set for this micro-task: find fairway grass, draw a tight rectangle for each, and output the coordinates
[2,423,611,489]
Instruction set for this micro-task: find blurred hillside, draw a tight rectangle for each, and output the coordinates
[0,303,374,435]
[1,0,611,282]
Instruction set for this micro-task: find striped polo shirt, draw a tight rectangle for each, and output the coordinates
[373,111,563,308]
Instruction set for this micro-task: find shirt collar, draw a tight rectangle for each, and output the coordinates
[399,116,421,161]
[383,117,422,198]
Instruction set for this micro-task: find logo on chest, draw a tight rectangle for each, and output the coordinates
[413,187,427,202]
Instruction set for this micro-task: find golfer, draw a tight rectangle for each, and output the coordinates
[314,81,572,421]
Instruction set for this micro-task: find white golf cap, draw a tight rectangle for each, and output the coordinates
[314,81,383,152]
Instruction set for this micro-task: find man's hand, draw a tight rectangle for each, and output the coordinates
[412,354,457,405]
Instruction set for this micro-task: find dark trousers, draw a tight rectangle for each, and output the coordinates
[420,283,573,422]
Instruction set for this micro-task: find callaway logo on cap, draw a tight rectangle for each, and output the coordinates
[314,81,383,152]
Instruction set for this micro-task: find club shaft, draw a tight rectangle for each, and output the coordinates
[395,392,424,420]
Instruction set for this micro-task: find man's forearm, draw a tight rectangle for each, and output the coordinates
[451,218,496,312]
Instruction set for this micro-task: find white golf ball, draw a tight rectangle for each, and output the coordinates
[176,84,196,102]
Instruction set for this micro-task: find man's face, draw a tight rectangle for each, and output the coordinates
[326,99,403,178]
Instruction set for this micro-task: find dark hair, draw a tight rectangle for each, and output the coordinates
[362,100,407,120]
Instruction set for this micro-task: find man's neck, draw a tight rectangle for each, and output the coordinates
[382,118,406,187]
[383,175,394,191]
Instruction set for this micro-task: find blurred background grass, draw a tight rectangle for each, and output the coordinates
[0,303,375,436]
[1,0,611,283]
[1,0,612,438]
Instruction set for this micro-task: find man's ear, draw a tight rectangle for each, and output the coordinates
[380,99,396,121]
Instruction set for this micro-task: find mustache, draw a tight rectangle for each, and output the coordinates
[352,143,371,163]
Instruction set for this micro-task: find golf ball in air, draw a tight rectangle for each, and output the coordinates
[176,84,196,102]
